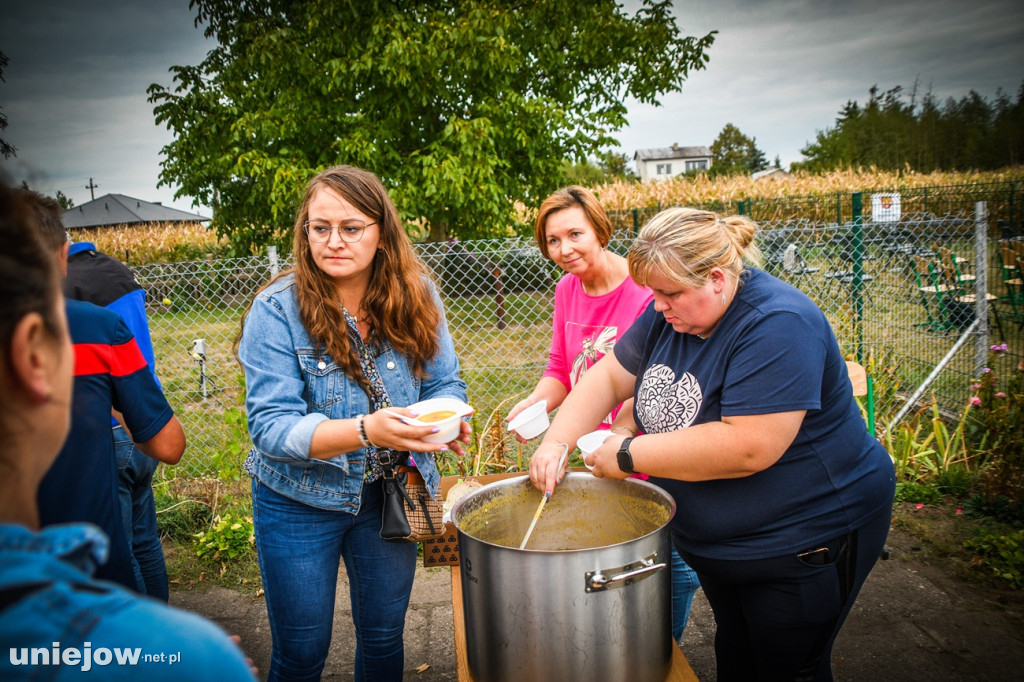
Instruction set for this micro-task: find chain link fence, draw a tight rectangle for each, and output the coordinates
[138,205,1022,478]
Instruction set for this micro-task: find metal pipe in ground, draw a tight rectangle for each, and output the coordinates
[888,318,979,432]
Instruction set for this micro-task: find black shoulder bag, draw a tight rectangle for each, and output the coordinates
[379,450,445,543]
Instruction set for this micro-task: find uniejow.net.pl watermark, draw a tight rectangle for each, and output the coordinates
[9,642,182,671]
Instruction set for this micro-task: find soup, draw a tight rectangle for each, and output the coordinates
[418,410,457,423]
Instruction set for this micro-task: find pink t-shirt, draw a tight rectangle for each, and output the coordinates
[543,273,654,426]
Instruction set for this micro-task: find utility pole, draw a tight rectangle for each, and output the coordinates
[85,177,98,201]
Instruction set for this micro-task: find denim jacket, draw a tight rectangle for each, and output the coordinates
[238,273,466,512]
[0,523,252,681]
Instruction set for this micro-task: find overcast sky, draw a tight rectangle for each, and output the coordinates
[1,0,1022,214]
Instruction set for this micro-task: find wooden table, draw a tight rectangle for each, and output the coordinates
[449,566,700,682]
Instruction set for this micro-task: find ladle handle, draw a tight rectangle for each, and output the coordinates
[518,443,570,550]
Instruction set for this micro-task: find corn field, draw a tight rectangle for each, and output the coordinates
[123,208,1021,479]
[67,174,1024,479]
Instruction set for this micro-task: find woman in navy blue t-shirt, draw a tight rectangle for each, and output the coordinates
[529,207,895,681]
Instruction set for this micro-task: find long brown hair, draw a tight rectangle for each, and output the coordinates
[236,166,441,393]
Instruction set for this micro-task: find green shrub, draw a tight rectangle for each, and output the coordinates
[211,407,250,482]
[884,420,936,483]
[964,527,1024,589]
[894,481,943,505]
[963,495,1024,525]
[935,465,976,498]
[194,513,255,562]
[155,484,213,542]
[966,345,1024,509]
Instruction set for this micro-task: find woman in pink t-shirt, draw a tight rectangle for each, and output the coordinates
[507,185,651,429]
[505,185,700,642]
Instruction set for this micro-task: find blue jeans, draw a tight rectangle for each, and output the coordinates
[113,424,168,600]
[671,547,701,642]
[252,477,418,682]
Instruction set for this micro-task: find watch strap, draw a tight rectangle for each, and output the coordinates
[617,436,635,474]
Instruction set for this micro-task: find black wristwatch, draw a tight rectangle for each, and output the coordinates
[617,436,636,474]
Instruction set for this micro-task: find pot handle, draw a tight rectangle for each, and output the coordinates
[585,554,666,593]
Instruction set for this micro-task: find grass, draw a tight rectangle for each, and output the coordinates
[890,498,1024,589]
[157,477,263,595]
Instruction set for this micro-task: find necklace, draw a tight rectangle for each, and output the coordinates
[342,305,363,323]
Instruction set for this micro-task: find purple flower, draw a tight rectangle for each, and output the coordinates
[982,367,991,373]
[989,343,1009,354]
[996,392,1007,399]
[971,383,981,391]
[970,396,982,406]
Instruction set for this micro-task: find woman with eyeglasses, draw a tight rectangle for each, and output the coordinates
[236,165,469,681]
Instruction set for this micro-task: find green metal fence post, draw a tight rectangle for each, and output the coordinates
[851,192,865,363]
[737,201,746,216]
[632,209,639,236]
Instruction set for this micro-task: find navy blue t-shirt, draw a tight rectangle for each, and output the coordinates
[615,268,894,561]
[36,300,174,590]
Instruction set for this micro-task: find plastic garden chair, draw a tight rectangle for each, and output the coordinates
[845,360,875,437]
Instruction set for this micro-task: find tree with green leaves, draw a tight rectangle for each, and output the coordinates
[55,190,74,210]
[597,150,638,182]
[148,0,715,253]
[558,149,638,187]
[794,82,1024,172]
[709,123,767,176]
[1,50,17,160]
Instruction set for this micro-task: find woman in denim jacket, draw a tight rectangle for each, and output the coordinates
[236,165,469,682]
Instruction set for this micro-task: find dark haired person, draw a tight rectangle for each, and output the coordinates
[65,237,171,600]
[23,190,184,593]
[0,182,254,681]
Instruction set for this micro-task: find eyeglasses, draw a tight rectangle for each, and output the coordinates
[304,220,377,244]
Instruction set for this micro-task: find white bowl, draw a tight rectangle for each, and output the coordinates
[406,397,474,444]
[577,430,614,470]
[507,399,549,439]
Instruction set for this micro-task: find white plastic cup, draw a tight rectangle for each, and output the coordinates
[577,430,614,470]
[507,399,549,439]
[406,397,474,444]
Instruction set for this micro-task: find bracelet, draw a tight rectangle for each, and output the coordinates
[355,414,371,447]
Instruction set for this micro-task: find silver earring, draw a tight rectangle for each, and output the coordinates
[721,292,726,305]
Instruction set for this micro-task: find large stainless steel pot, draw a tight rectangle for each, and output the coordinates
[451,472,675,682]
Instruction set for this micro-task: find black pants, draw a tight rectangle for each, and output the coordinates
[680,506,892,682]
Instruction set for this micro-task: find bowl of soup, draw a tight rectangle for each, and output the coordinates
[407,397,474,444]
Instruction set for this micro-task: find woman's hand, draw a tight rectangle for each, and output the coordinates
[505,396,543,443]
[443,418,474,456]
[528,441,572,496]
[583,434,630,481]
[364,406,473,454]
[363,407,463,453]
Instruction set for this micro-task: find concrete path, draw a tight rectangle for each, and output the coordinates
[171,527,1024,681]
